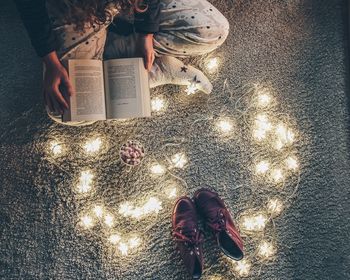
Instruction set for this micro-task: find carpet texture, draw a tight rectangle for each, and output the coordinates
[0,0,350,279]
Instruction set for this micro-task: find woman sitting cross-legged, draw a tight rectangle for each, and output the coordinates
[14,0,229,125]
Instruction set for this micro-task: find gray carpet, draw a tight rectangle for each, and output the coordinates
[1,0,350,279]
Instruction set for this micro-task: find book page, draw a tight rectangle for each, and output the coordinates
[103,58,151,119]
[63,59,106,122]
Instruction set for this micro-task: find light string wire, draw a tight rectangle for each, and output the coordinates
[43,57,303,277]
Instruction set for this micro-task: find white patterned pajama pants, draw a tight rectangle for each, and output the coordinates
[47,0,229,124]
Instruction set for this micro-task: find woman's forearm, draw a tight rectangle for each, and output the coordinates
[43,51,61,68]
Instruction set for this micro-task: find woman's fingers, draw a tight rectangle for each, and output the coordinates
[150,52,155,70]
[145,52,155,71]
[144,55,150,71]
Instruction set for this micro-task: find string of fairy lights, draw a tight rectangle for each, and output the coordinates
[45,55,301,278]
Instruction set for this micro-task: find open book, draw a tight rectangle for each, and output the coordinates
[63,58,151,122]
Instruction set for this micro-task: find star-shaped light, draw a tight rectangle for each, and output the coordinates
[84,137,102,153]
[171,153,188,169]
[258,240,276,259]
[186,83,198,95]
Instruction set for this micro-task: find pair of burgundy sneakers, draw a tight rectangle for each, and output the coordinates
[172,188,244,279]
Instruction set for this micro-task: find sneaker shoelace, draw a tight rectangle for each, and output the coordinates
[173,222,204,248]
[207,209,227,233]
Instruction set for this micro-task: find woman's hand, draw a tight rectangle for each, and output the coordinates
[43,51,74,114]
[138,33,155,71]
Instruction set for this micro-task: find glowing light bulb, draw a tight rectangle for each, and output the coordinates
[267,198,283,216]
[131,207,143,219]
[81,215,94,229]
[287,130,295,143]
[258,241,276,259]
[255,114,272,131]
[234,259,251,277]
[128,237,141,249]
[241,213,267,231]
[271,168,284,183]
[119,202,133,215]
[50,141,62,156]
[286,156,298,170]
[142,197,162,214]
[77,170,94,193]
[118,242,128,256]
[104,214,114,227]
[93,205,103,218]
[167,186,178,199]
[109,234,121,244]
[119,197,162,219]
[254,114,272,141]
[150,164,166,175]
[275,123,286,136]
[275,123,295,145]
[84,137,102,153]
[275,139,284,150]
[206,57,219,71]
[256,160,270,174]
[151,97,165,112]
[257,93,271,107]
[186,83,198,95]
[217,119,233,134]
[255,214,268,230]
[253,129,267,141]
[171,153,188,169]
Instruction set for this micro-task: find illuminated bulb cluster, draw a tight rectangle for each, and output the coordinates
[77,170,94,193]
[90,205,115,228]
[171,153,188,169]
[256,160,270,174]
[256,157,298,182]
[151,97,166,112]
[216,119,233,134]
[233,259,251,277]
[253,114,273,141]
[84,137,102,153]
[50,141,63,156]
[267,198,283,216]
[150,163,166,175]
[206,57,219,72]
[241,213,267,232]
[274,123,295,150]
[257,240,276,259]
[108,234,142,256]
[186,82,198,95]
[119,197,162,219]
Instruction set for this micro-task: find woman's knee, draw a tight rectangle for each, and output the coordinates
[204,6,230,46]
